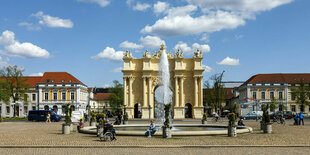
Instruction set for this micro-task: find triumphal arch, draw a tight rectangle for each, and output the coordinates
[122,45,204,119]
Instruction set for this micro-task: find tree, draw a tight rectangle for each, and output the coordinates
[0,65,29,117]
[109,80,124,114]
[203,73,226,114]
[291,82,309,112]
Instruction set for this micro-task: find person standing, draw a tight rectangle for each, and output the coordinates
[299,112,304,125]
[46,112,51,123]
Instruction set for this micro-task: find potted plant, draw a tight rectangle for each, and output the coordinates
[202,113,207,124]
[262,104,272,133]
[97,118,105,137]
[90,111,96,126]
[123,112,128,125]
[227,112,237,137]
[62,104,72,134]
[162,104,172,138]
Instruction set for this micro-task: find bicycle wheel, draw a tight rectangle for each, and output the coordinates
[103,132,113,141]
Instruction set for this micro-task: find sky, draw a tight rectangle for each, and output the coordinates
[0,0,309,87]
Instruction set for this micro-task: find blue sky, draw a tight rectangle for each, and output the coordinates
[0,0,309,87]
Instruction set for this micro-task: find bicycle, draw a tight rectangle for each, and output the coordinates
[272,116,285,125]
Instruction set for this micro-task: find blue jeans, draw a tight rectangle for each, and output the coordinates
[148,128,157,136]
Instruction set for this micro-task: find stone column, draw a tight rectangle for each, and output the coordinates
[200,77,203,107]
[143,77,147,107]
[123,77,127,107]
[148,77,151,108]
[180,77,184,107]
[194,77,198,107]
[129,77,133,107]
[174,77,179,107]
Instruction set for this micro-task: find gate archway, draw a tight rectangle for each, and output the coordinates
[185,103,192,118]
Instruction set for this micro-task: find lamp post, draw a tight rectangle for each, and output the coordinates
[255,99,260,122]
[218,70,225,116]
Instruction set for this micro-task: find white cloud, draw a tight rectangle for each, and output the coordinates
[0,56,9,67]
[154,1,170,14]
[103,84,111,88]
[111,67,123,73]
[0,30,50,58]
[32,11,73,28]
[174,41,210,55]
[217,57,240,66]
[140,35,165,49]
[141,0,293,37]
[186,0,293,14]
[77,0,111,7]
[29,72,43,76]
[91,46,123,61]
[126,0,134,6]
[200,33,209,43]
[202,65,212,73]
[235,34,244,40]
[132,2,151,11]
[141,11,245,37]
[18,22,41,31]
[119,41,143,49]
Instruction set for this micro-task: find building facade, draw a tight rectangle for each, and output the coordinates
[122,45,204,119]
[239,73,310,114]
[0,72,89,117]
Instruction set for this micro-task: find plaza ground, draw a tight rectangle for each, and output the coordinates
[0,119,309,154]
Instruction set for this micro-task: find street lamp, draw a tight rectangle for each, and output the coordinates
[218,70,225,116]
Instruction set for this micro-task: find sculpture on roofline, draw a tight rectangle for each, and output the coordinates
[174,49,183,58]
[143,50,151,58]
[123,50,132,59]
[194,49,202,58]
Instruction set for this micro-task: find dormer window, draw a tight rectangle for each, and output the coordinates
[62,80,64,83]
[46,79,50,82]
[51,80,54,83]
[69,80,72,83]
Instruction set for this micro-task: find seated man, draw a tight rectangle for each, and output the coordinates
[238,117,245,126]
[146,120,157,137]
[104,121,117,141]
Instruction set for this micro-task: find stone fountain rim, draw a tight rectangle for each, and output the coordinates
[80,124,253,136]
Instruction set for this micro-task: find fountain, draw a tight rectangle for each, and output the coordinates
[80,47,253,137]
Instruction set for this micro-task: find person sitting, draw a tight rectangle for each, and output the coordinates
[77,119,84,133]
[238,117,245,126]
[294,113,300,125]
[146,120,157,138]
[104,120,117,141]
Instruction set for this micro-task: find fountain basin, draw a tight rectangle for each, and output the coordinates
[80,124,252,136]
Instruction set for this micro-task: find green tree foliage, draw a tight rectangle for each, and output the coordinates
[262,104,270,124]
[0,65,29,117]
[269,98,278,112]
[203,74,225,113]
[109,80,124,114]
[291,82,309,112]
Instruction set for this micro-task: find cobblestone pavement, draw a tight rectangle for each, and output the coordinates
[0,119,309,154]
[0,147,309,155]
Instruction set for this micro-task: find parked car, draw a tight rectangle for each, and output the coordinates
[243,113,262,120]
[272,111,293,119]
[28,110,61,122]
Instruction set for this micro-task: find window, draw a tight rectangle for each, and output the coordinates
[46,79,50,82]
[270,83,274,86]
[252,92,257,100]
[32,94,36,101]
[261,92,265,100]
[291,93,296,100]
[62,92,66,100]
[6,106,10,114]
[262,83,265,86]
[279,105,283,111]
[253,84,256,86]
[71,92,75,100]
[279,92,283,100]
[53,93,57,100]
[51,80,54,83]
[44,93,49,100]
[291,105,296,112]
[270,92,274,99]
[61,80,64,83]
[32,106,36,110]
[69,80,72,83]
[24,94,28,101]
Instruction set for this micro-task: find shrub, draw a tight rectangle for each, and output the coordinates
[228,113,236,126]
[262,104,270,124]
[96,113,106,121]
[202,113,207,120]
[90,111,96,122]
[164,104,172,128]
[123,112,128,121]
